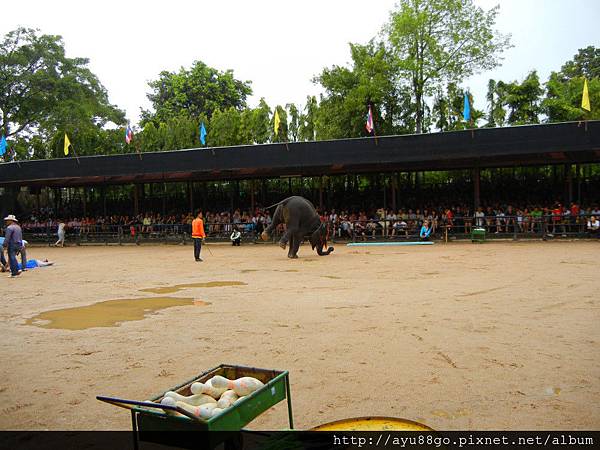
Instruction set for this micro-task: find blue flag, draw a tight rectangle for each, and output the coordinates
[199,122,207,146]
[463,92,471,122]
[0,135,6,156]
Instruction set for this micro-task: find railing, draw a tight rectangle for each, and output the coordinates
[340,214,600,242]
[21,222,266,245]
[19,215,600,245]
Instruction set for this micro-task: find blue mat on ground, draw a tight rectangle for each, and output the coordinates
[347,241,434,247]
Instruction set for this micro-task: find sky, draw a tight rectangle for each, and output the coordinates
[3,0,600,126]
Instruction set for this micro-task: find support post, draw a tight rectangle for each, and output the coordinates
[319,176,323,210]
[250,180,255,214]
[102,187,107,217]
[472,167,480,210]
[162,182,167,217]
[82,187,87,217]
[188,182,194,213]
[565,164,573,204]
[133,184,139,216]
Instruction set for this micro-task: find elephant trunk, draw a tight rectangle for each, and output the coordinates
[316,244,334,256]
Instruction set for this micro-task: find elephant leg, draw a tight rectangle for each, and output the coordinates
[279,228,292,249]
[289,232,302,258]
[287,233,296,258]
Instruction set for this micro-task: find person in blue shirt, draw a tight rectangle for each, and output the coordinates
[2,215,24,277]
[0,236,27,273]
[419,220,433,241]
[17,259,54,270]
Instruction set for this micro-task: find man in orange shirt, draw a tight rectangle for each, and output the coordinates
[191,211,206,261]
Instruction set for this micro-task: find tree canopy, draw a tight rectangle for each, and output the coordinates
[384,0,511,133]
[141,61,253,125]
[0,27,125,159]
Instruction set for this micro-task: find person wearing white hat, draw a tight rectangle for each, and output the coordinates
[3,215,24,277]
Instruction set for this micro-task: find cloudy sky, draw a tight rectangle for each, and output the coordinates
[3,0,599,125]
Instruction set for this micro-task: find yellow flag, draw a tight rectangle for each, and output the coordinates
[582,78,591,112]
[274,109,280,136]
[64,133,71,155]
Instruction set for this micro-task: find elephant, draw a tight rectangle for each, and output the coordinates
[261,196,334,258]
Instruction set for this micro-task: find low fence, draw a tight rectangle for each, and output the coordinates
[20,215,600,246]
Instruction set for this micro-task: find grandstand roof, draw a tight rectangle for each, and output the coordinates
[1,121,599,188]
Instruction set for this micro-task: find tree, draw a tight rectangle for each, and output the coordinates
[484,79,506,127]
[0,27,125,158]
[299,96,318,142]
[314,41,405,139]
[209,108,242,147]
[384,0,511,133]
[271,105,288,143]
[542,47,600,122]
[142,61,252,125]
[557,46,600,81]
[251,98,271,144]
[500,71,543,125]
[286,103,300,142]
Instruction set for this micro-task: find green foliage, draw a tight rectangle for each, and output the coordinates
[484,79,506,127]
[497,71,543,125]
[271,105,288,143]
[141,60,252,125]
[0,27,125,159]
[314,41,405,139]
[557,46,600,81]
[207,108,242,147]
[542,46,600,122]
[251,98,272,144]
[286,104,300,142]
[298,96,318,141]
[384,0,511,133]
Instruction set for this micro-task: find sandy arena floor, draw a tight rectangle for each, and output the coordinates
[1,241,599,430]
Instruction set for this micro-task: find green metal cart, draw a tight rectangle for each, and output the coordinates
[98,363,293,449]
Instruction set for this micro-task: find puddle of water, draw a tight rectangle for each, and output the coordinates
[25,297,205,330]
[140,281,247,294]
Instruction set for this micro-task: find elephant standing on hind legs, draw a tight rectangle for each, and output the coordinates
[261,196,334,258]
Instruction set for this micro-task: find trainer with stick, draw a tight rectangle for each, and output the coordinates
[191,211,206,262]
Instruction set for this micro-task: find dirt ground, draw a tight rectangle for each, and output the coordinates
[1,241,599,430]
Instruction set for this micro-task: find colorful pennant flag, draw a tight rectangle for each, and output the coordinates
[125,124,134,144]
[274,109,281,136]
[582,78,591,112]
[463,92,471,122]
[200,122,207,145]
[365,105,374,134]
[0,135,6,157]
[64,133,71,155]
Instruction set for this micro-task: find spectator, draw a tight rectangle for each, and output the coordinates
[587,215,600,237]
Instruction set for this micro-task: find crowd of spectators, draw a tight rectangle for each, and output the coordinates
[14,201,600,241]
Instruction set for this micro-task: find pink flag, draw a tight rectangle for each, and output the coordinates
[125,124,133,144]
[365,105,374,133]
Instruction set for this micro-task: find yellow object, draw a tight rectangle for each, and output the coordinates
[582,78,591,112]
[274,109,281,136]
[311,416,433,431]
[64,133,71,155]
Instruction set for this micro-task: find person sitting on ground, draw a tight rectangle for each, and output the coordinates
[230,227,242,246]
[587,215,600,237]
